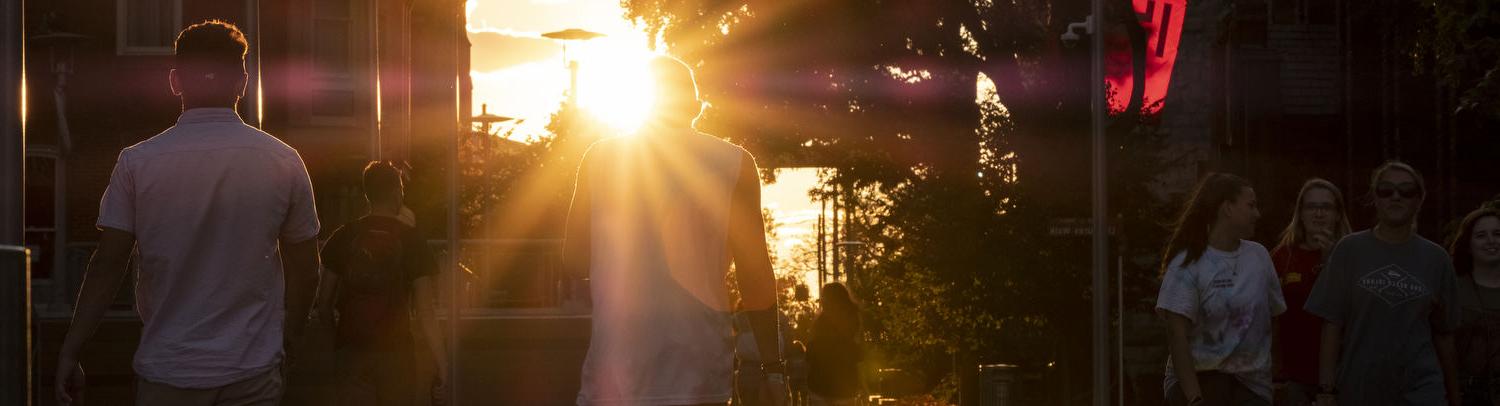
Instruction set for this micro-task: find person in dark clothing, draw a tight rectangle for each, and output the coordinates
[1447,207,1500,405]
[316,161,448,405]
[807,283,863,406]
[1305,161,1462,406]
[1270,178,1352,406]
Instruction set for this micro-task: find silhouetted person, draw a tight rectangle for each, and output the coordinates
[54,20,321,406]
[563,56,788,406]
[316,161,448,405]
[1305,162,1462,406]
[806,283,864,406]
[1270,178,1352,406]
[1156,173,1284,406]
[1445,206,1500,405]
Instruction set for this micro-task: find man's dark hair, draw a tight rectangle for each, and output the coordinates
[363,161,403,203]
[174,20,249,105]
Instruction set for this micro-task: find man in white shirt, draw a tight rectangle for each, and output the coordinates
[564,56,788,406]
[54,20,321,406]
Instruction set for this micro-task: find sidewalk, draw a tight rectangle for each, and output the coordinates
[34,315,591,405]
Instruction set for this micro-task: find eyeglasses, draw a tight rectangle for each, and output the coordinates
[1301,203,1338,213]
[1375,182,1422,199]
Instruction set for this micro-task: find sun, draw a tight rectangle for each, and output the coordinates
[574,38,658,135]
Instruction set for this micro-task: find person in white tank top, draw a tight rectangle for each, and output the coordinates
[563,56,789,406]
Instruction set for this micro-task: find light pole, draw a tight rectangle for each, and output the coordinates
[1065,5,1107,406]
[541,29,606,110]
[1088,0,1109,404]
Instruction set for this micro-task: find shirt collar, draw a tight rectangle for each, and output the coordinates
[176,108,244,125]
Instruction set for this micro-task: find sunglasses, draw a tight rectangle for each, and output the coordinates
[1375,182,1422,199]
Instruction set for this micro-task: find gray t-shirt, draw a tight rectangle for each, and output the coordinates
[1304,230,1460,405]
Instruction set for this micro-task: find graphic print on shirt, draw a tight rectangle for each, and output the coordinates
[1357,264,1429,307]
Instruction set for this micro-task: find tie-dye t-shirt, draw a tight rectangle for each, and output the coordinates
[1156,241,1287,401]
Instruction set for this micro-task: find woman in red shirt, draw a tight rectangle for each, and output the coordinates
[1270,178,1352,405]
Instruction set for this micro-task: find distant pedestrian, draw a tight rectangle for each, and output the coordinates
[1304,161,1462,406]
[54,20,321,406]
[787,340,810,406]
[1270,178,1351,406]
[1446,206,1500,405]
[1156,173,1285,406]
[564,55,787,406]
[807,283,864,406]
[316,161,449,405]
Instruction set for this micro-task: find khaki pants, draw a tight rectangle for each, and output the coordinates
[135,364,284,406]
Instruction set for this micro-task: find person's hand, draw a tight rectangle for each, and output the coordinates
[1310,228,1334,252]
[1314,393,1337,406]
[55,355,85,406]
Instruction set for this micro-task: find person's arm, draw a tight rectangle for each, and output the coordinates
[729,153,782,368]
[280,151,321,345]
[413,276,448,387]
[1317,322,1342,404]
[1164,312,1203,404]
[281,237,320,343]
[314,270,338,324]
[1435,256,1463,406]
[55,227,136,405]
[315,228,348,325]
[1436,331,1460,406]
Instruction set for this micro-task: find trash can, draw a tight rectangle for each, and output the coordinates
[977,363,1018,406]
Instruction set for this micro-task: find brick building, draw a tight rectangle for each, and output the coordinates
[23,0,469,314]
[1123,0,1500,403]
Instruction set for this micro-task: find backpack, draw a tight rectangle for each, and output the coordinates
[335,223,409,347]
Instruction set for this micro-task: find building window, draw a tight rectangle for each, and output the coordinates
[1271,0,1336,25]
[309,0,362,123]
[116,0,182,55]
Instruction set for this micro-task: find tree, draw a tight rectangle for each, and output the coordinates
[1413,0,1500,119]
[621,1,1175,402]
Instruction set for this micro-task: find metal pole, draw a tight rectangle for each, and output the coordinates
[1,0,29,402]
[1089,0,1110,403]
[448,1,463,403]
[2,0,23,245]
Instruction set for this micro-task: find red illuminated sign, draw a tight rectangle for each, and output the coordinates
[1106,0,1186,115]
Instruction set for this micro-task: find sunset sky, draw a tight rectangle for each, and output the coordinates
[468,0,825,291]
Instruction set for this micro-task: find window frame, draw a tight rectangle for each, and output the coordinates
[115,0,183,56]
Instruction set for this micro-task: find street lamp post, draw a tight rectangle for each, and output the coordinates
[541,29,606,110]
[1088,0,1109,404]
[1066,5,1108,406]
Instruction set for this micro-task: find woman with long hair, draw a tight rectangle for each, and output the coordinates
[807,283,863,406]
[1157,173,1286,406]
[1270,179,1352,405]
[1447,207,1500,405]
[1304,161,1462,406]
